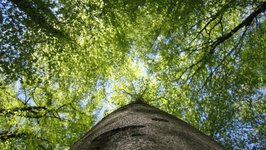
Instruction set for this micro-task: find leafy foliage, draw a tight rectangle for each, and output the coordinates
[0,0,265,149]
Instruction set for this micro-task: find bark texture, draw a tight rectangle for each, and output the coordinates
[71,102,225,150]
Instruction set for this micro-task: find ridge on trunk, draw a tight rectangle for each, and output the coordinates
[71,101,225,150]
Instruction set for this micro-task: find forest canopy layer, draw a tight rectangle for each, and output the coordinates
[0,0,265,149]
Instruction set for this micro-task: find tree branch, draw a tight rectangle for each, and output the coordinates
[0,131,28,141]
[0,106,47,114]
[210,2,266,53]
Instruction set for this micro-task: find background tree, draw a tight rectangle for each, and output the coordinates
[0,0,265,149]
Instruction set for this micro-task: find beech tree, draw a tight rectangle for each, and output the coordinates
[71,102,225,150]
[0,0,265,149]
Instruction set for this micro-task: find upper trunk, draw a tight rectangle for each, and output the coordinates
[71,101,225,150]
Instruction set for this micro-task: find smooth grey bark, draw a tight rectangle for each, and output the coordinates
[71,101,225,150]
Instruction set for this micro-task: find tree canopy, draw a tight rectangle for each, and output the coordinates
[0,0,265,149]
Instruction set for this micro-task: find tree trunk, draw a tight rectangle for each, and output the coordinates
[71,102,225,150]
